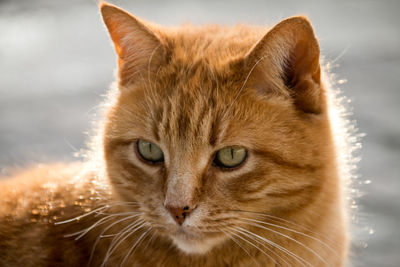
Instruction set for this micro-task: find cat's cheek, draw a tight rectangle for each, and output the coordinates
[103,144,163,202]
[214,165,273,205]
[213,157,270,198]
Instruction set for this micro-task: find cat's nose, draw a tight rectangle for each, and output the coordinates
[165,205,195,225]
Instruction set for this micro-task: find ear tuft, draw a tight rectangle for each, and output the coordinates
[246,16,323,114]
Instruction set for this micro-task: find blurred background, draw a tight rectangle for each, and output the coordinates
[0,0,399,266]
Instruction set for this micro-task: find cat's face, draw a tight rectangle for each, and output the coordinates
[101,4,328,254]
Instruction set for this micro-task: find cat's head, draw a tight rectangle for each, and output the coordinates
[100,3,332,254]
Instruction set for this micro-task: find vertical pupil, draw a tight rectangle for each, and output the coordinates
[230,148,234,159]
[137,140,163,163]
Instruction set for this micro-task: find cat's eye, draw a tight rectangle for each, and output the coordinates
[213,146,247,169]
[136,140,164,164]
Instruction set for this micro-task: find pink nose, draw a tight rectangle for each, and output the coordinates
[166,205,194,225]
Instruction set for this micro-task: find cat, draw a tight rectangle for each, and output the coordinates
[0,2,351,266]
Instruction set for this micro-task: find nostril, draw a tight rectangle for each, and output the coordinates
[165,205,194,225]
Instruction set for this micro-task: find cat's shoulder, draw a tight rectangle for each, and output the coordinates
[0,162,101,219]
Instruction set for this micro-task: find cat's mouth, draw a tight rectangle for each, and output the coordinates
[170,225,202,241]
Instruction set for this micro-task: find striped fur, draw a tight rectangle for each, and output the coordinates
[0,2,349,266]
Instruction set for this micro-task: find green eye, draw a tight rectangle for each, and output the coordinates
[136,140,164,164]
[214,146,247,169]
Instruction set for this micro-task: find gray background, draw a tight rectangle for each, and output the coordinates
[0,0,399,266]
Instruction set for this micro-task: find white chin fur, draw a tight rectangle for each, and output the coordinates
[171,235,225,255]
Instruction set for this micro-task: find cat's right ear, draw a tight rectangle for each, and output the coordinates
[244,16,323,114]
[100,2,165,85]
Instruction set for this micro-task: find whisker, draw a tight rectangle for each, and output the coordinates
[63,215,115,238]
[230,209,341,248]
[101,221,147,266]
[240,221,328,266]
[88,214,143,265]
[232,226,310,267]
[228,226,281,267]
[93,209,140,217]
[68,212,141,240]
[230,227,291,266]
[55,201,140,225]
[242,217,339,259]
[224,56,265,117]
[106,220,145,256]
[220,229,260,267]
[140,230,157,252]
[147,44,162,89]
[120,227,152,266]
[99,234,118,238]
[55,205,110,225]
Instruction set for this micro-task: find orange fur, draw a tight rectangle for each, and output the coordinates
[0,2,349,266]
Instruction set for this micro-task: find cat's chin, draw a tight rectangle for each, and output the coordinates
[170,231,226,255]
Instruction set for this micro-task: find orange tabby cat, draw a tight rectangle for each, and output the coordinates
[0,2,350,266]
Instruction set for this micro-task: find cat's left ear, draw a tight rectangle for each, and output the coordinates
[245,16,322,114]
[100,2,165,85]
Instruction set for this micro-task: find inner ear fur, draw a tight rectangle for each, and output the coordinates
[245,16,323,114]
[100,2,166,86]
